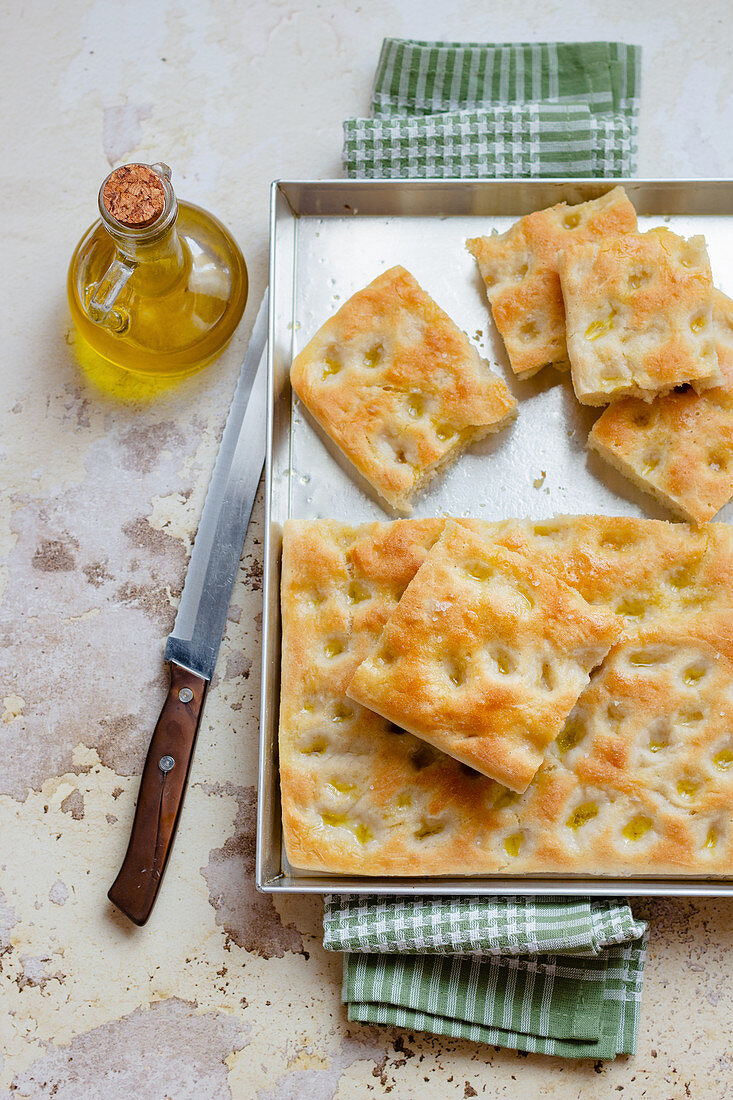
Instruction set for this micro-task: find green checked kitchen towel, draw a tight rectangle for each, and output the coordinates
[325,896,648,1059]
[343,40,641,178]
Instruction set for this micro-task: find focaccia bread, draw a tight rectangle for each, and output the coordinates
[289,266,517,514]
[278,517,447,875]
[488,513,733,631]
[540,618,733,873]
[278,516,733,876]
[346,520,620,792]
[588,289,733,524]
[558,228,720,405]
[466,186,637,379]
[559,614,733,793]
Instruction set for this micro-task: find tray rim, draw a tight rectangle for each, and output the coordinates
[257,176,733,896]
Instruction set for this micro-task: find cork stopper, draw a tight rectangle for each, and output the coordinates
[102,164,166,228]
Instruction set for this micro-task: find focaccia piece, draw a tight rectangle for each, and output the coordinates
[289,266,517,514]
[346,520,620,792]
[466,186,637,379]
[559,228,720,405]
[539,618,733,875]
[588,290,733,524]
[490,513,733,631]
[278,517,461,876]
[278,517,733,876]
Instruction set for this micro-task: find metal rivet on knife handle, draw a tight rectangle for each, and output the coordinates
[178,687,193,703]
[159,755,175,773]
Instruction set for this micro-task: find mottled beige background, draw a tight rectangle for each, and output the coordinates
[2,1,733,1097]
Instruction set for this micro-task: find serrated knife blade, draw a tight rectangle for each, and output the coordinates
[108,291,269,925]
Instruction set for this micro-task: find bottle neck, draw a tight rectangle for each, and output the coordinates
[99,164,185,290]
[99,162,182,261]
[108,218,184,268]
[87,165,187,328]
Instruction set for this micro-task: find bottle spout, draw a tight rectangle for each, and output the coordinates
[149,162,172,181]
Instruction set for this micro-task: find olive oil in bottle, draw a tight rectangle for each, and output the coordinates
[67,162,248,377]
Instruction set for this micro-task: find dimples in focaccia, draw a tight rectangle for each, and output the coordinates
[289,266,517,513]
[559,228,720,405]
[278,516,733,876]
[346,520,621,792]
[466,186,637,379]
[588,290,733,524]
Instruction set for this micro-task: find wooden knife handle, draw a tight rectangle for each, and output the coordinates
[108,663,208,925]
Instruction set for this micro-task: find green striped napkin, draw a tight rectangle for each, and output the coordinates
[343,39,641,178]
[325,896,648,1058]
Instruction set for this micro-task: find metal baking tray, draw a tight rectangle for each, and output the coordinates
[257,178,733,896]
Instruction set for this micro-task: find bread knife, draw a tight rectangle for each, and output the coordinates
[108,291,268,925]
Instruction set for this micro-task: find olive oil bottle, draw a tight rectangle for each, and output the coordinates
[68,162,248,377]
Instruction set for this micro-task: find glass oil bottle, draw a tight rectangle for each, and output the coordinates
[67,162,248,377]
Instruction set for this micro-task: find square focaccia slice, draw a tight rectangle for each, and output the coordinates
[588,290,733,524]
[559,228,720,405]
[289,266,517,514]
[466,186,637,379]
[346,520,621,793]
[540,616,733,876]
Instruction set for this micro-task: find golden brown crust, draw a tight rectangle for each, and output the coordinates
[278,515,733,876]
[346,520,620,792]
[535,619,733,875]
[466,187,638,378]
[588,289,733,523]
[559,228,720,405]
[289,266,517,513]
[488,514,733,632]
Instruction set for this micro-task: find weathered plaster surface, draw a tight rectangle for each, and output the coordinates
[3,0,733,1096]
[9,999,248,1099]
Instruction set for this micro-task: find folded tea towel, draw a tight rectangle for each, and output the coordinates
[325,895,648,1058]
[343,39,641,178]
